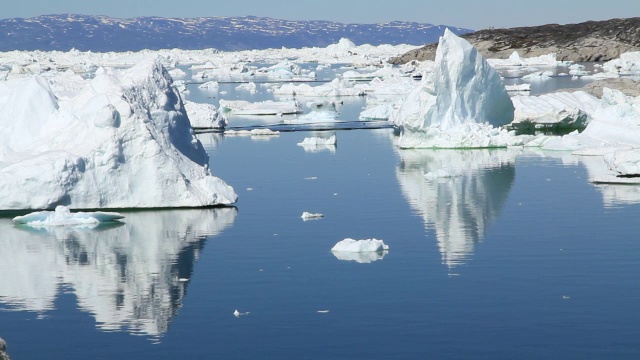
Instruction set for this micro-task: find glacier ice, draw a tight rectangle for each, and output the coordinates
[12,205,124,227]
[0,59,237,210]
[390,29,516,148]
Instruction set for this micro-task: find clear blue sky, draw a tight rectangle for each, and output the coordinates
[3,0,638,30]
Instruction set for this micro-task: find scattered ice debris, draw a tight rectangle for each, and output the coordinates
[12,205,124,226]
[274,78,366,97]
[219,99,302,115]
[297,135,337,146]
[301,212,324,221]
[390,29,517,148]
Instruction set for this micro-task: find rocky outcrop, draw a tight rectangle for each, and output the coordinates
[390,17,640,64]
[575,78,640,98]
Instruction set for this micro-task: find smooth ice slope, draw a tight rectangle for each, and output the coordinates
[390,29,516,148]
[0,59,237,210]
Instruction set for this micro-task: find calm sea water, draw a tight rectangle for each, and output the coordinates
[1,67,639,359]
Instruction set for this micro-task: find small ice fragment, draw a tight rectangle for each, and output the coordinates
[178,278,189,282]
[317,310,330,313]
[305,176,318,180]
[331,238,389,252]
[234,309,250,317]
[301,212,324,221]
[562,295,570,300]
[247,187,254,191]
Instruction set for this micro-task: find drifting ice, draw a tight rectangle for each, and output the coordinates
[331,238,389,252]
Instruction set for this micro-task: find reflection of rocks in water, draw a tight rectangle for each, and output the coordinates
[0,208,236,338]
[396,148,518,269]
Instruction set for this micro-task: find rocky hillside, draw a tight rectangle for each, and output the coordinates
[0,14,472,52]
[390,17,640,64]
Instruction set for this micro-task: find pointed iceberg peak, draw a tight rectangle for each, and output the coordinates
[391,29,516,148]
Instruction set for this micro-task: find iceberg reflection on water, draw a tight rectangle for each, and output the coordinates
[395,147,518,271]
[0,208,236,338]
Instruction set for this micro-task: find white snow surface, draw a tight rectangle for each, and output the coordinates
[0,59,237,210]
[390,29,516,148]
[331,238,389,252]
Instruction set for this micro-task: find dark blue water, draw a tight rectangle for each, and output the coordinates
[1,68,639,359]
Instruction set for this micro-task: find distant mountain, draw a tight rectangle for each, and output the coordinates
[390,17,640,64]
[0,14,473,52]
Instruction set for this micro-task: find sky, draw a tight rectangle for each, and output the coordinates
[2,0,638,30]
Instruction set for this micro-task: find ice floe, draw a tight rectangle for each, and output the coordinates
[297,135,336,146]
[184,100,227,129]
[331,238,389,263]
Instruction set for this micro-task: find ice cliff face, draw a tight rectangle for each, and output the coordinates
[390,29,516,148]
[0,59,237,210]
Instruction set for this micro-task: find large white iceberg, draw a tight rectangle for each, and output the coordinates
[0,59,237,210]
[390,29,516,148]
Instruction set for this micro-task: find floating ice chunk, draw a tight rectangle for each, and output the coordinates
[168,68,187,79]
[331,238,389,252]
[233,309,249,317]
[297,135,336,146]
[488,51,560,68]
[510,91,599,131]
[198,81,219,91]
[603,149,640,176]
[301,212,324,221]
[235,82,257,94]
[184,100,227,129]
[602,51,640,75]
[219,99,302,115]
[12,205,124,226]
[390,29,515,148]
[359,103,396,120]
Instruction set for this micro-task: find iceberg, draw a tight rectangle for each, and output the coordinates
[390,29,516,148]
[331,238,389,252]
[0,59,237,210]
[12,205,124,226]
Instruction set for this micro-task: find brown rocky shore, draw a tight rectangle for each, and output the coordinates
[390,17,640,64]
